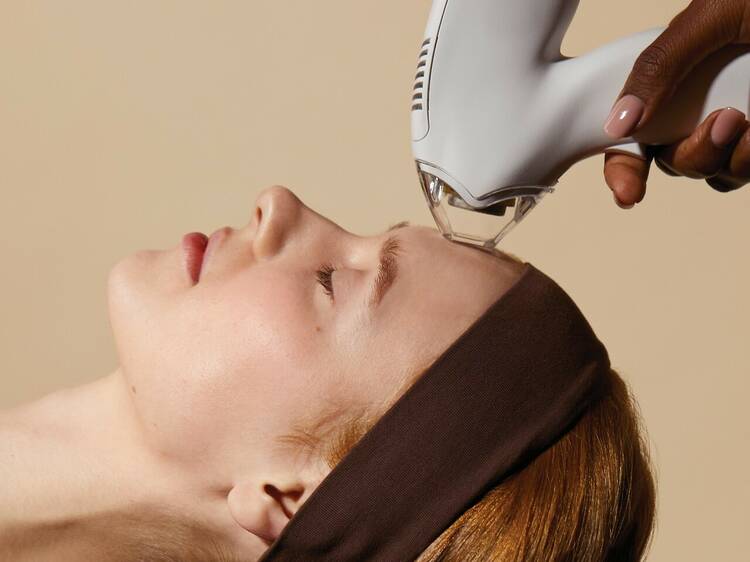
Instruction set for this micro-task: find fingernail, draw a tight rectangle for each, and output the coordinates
[614,193,634,209]
[604,95,645,139]
[711,107,746,148]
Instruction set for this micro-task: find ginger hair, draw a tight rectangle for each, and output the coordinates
[312,366,657,562]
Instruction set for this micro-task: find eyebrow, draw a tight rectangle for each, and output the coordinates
[387,220,410,232]
[368,221,409,308]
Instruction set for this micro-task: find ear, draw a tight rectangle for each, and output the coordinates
[226,473,321,545]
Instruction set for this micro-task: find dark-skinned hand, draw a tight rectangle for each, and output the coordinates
[602,0,750,209]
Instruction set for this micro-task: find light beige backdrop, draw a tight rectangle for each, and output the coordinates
[1,1,748,560]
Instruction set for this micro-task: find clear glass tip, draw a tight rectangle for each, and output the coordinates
[417,168,553,249]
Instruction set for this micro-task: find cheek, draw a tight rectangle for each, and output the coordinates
[111,264,327,462]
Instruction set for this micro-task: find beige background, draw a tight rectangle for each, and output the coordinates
[1,1,748,559]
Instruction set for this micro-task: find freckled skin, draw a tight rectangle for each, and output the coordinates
[107,184,523,480]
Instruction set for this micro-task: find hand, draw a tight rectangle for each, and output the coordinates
[602,0,750,209]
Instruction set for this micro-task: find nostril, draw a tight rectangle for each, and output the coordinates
[251,186,298,257]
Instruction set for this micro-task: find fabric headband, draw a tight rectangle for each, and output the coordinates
[259,262,611,562]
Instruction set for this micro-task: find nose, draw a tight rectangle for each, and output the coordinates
[251,185,303,258]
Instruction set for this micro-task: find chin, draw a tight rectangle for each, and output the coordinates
[108,251,155,319]
[106,249,178,382]
[108,246,186,308]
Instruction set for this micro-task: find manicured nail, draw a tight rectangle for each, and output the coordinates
[614,193,634,209]
[711,107,746,148]
[604,95,645,139]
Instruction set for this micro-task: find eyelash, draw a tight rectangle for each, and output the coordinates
[316,264,336,299]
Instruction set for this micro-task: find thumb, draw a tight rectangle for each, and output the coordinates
[604,0,744,139]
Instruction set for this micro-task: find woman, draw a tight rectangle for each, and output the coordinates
[0,186,655,561]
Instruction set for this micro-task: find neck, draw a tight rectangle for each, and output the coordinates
[0,371,197,559]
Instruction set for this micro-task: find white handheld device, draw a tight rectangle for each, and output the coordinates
[412,0,750,248]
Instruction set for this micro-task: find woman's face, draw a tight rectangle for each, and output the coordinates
[107,186,523,474]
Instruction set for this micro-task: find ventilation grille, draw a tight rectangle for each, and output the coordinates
[411,37,431,112]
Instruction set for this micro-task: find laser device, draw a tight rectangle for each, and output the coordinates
[412,0,750,248]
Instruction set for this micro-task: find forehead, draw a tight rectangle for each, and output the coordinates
[381,225,522,321]
[346,224,523,411]
[396,225,517,283]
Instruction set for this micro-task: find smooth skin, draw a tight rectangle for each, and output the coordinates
[603,0,750,207]
[0,186,523,560]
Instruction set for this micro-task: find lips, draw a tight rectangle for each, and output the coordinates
[182,232,209,284]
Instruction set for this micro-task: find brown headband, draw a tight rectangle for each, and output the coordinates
[259,263,610,562]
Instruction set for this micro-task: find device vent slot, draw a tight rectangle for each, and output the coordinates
[411,37,432,113]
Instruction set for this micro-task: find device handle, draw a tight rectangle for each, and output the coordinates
[545,28,750,180]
